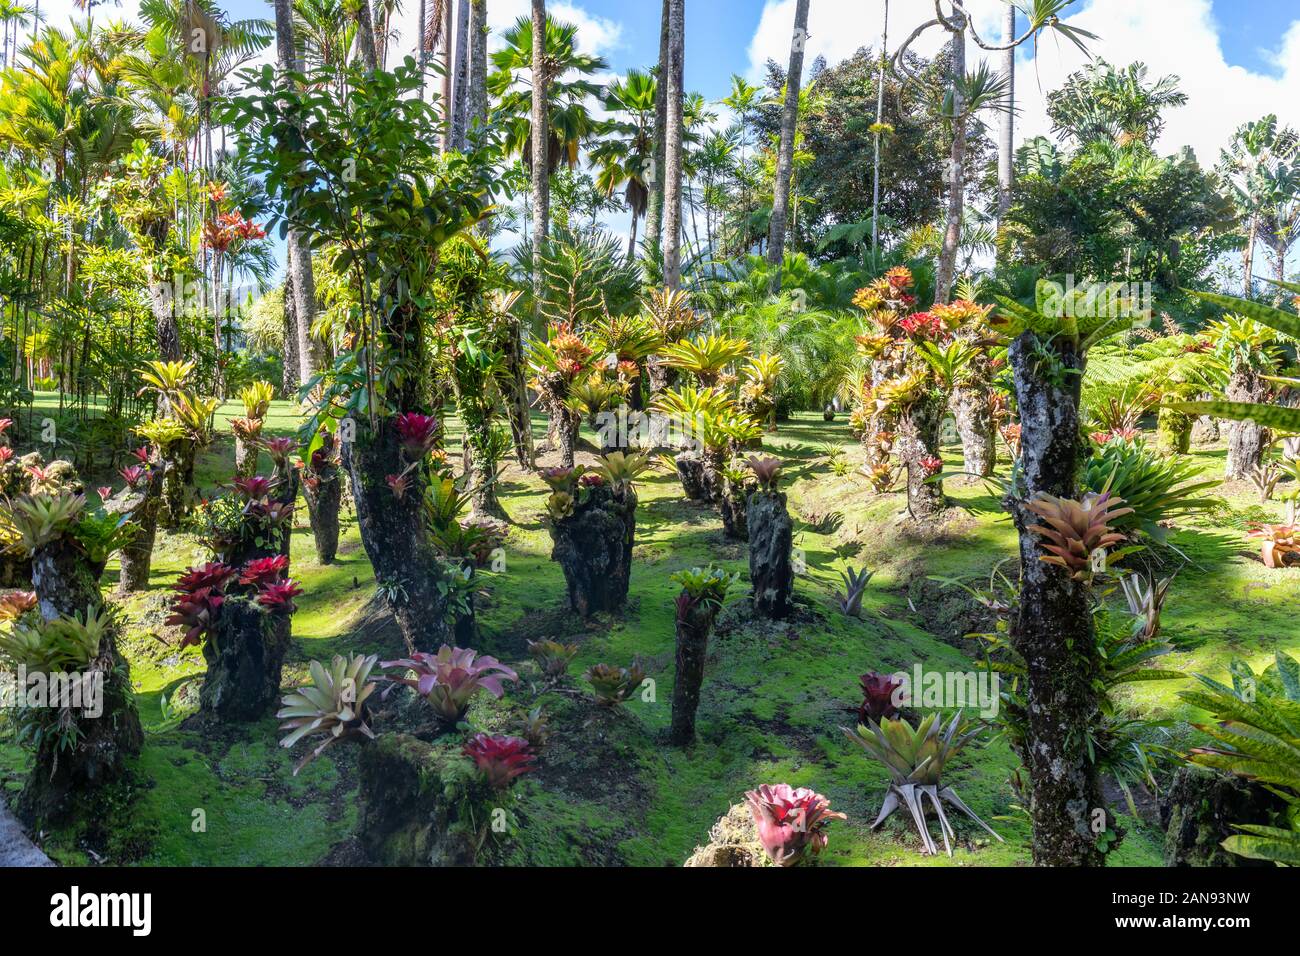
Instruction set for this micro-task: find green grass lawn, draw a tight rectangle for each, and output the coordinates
[3,401,1295,866]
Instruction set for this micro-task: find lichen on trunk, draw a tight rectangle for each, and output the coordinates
[198,595,292,721]
[747,489,793,619]
[896,393,946,519]
[952,386,996,478]
[549,484,636,617]
[1005,330,1108,867]
[344,415,451,651]
[1224,365,1267,480]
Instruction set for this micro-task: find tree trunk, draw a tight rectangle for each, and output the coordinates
[674,450,710,501]
[747,489,793,619]
[466,438,506,519]
[344,416,452,651]
[934,12,966,305]
[282,271,300,395]
[1155,406,1193,456]
[645,0,670,252]
[669,598,719,746]
[274,0,322,386]
[234,433,260,479]
[468,0,489,131]
[996,4,1015,223]
[530,0,551,322]
[501,311,534,467]
[451,0,471,149]
[1006,331,1108,867]
[352,0,380,70]
[156,438,198,530]
[549,484,636,616]
[108,467,164,594]
[552,405,579,469]
[662,0,685,289]
[952,386,995,477]
[1243,214,1257,296]
[719,478,750,540]
[19,536,143,827]
[1225,365,1267,480]
[897,394,946,518]
[146,268,182,362]
[765,0,810,290]
[303,461,341,564]
[198,596,292,721]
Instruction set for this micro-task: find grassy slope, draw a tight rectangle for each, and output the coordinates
[3,399,1296,866]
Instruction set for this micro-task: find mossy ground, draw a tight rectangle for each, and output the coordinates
[3,400,1295,866]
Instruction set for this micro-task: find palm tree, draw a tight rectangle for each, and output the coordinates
[1219,115,1299,296]
[529,0,548,323]
[765,0,809,291]
[722,74,766,256]
[892,0,1092,304]
[590,69,656,257]
[488,14,607,176]
[273,0,320,385]
[1047,60,1187,148]
[871,0,888,255]
[661,0,684,289]
[996,3,1014,220]
[645,0,670,251]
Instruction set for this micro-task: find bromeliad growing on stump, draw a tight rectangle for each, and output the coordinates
[746,456,795,619]
[669,564,737,745]
[0,483,144,827]
[545,453,648,616]
[994,280,1149,865]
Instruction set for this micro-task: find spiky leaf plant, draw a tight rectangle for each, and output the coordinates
[277,654,380,774]
[1023,490,1134,579]
[658,335,752,387]
[839,566,873,618]
[842,712,1003,856]
[0,604,113,673]
[1179,651,1300,865]
[2,492,86,555]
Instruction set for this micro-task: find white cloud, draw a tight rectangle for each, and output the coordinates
[746,0,1300,172]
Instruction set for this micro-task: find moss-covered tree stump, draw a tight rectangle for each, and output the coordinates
[549,484,636,616]
[18,534,143,827]
[356,733,480,866]
[1160,766,1287,867]
[198,596,292,721]
[720,479,751,541]
[674,451,711,502]
[345,416,451,651]
[747,490,794,619]
[669,598,721,746]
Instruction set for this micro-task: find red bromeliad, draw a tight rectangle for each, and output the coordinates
[232,476,273,500]
[256,579,303,611]
[858,671,903,721]
[463,733,537,790]
[239,555,288,587]
[744,783,846,866]
[395,412,439,456]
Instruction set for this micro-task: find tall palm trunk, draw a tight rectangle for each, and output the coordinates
[1243,213,1257,296]
[530,0,550,320]
[441,0,454,151]
[766,0,810,291]
[997,4,1015,222]
[353,0,380,70]
[274,0,321,386]
[662,0,685,290]
[451,0,471,149]
[935,9,966,305]
[645,0,670,254]
[871,0,888,256]
[468,0,489,131]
